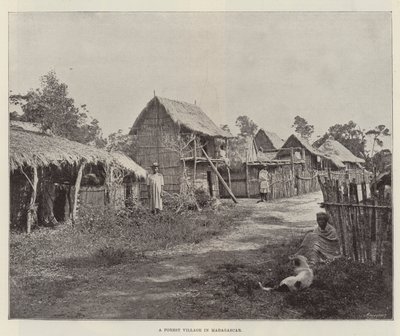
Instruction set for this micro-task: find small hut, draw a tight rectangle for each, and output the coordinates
[130,96,233,199]
[317,137,365,170]
[219,135,306,199]
[254,129,284,152]
[9,122,146,232]
[276,134,327,171]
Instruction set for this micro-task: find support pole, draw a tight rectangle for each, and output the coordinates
[27,167,38,234]
[290,147,295,176]
[245,151,250,198]
[201,148,238,203]
[227,165,232,190]
[72,162,86,223]
[193,134,197,188]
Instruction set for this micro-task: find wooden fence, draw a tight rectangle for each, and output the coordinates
[318,176,392,265]
[219,165,320,199]
[318,168,372,185]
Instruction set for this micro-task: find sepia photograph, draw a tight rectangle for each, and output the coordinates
[8,10,393,323]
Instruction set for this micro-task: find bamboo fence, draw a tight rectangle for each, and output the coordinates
[318,176,392,265]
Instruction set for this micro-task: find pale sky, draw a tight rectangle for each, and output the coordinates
[9,12,392,148]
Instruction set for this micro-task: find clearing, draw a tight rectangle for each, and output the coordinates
[11,192,324,319]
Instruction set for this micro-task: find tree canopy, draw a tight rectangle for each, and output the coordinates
[9,70,104,146]
[106,129,137,159]
[292,116,314,139]
[313,121,367,159]
[235,116,258,137]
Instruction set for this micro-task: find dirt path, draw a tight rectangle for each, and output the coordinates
[15,192,323,319]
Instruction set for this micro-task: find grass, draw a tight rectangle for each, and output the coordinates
[10,202,247,269]
[9,200,392,320]
[9,202,252,318]
[168,238,392,320]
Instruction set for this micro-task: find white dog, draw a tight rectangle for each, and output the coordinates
[259,255,313,292]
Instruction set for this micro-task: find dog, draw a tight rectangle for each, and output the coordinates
[258,255,313,292]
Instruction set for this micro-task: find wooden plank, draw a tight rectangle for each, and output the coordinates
[201,148,238,203]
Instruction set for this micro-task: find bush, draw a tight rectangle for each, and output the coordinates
[94,246,127,266]
[75,202,244,254]
[194,188,212,208]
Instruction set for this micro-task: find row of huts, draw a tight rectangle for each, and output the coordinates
[129,96,368,200]
[9,95,369,231]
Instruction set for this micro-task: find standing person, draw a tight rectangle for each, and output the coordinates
[257,168,270,203]
[147,162,164,214]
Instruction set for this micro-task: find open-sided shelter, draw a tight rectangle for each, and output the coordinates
[10,121,146,232]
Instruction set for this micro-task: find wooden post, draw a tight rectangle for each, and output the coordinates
[201,148,238,203]
[193,134,197,188]
[72,162,86,222]
[27,167,38,234]
[227,165,232,190]
[245,150,250,198]
[361,182,367,204]
[290,147,294,175]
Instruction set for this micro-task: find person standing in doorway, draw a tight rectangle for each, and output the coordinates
[257,168,270,203]
[147,162,164,214]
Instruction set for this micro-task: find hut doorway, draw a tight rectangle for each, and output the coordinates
[207,171,214,197]
[53,185,68,222]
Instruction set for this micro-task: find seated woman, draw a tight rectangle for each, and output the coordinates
[296,212,341,266]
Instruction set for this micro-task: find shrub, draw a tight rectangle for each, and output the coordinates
[94,246,126,266]
[194,188,211,208]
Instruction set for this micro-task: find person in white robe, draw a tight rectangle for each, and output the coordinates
[147,163,164,214]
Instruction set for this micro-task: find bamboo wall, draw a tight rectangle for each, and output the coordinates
[135,99,183,199]
[134,99,222,200]
[319,177,392,265]
[186,161,220,197]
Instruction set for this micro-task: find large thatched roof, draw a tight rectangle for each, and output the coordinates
[318,137,365,167]
[9,122,146,178]
[256,129,284,149]
[131,96,232,138]
[281,134,324,157]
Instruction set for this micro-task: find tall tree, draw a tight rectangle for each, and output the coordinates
[365,125,390,157]
[9,70,103,146]
[106,129,137,159]
[313,121,367,159]
[292,116,314,139]
[235,116,258,137]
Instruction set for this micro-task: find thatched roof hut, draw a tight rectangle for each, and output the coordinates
[10,122,146,178]
[254,129,284,151]
[317,137,364,169]
[130,96,232,138]
[10,122,146,232]
[130,96,233,198]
